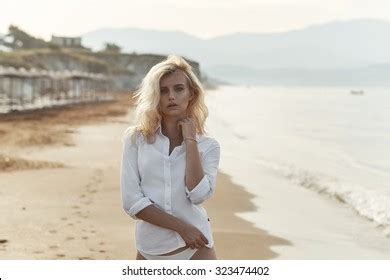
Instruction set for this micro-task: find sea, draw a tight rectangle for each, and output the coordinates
[205,85,390,235]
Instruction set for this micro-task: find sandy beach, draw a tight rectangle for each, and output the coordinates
[0,95,280,259]
[1,89,390,259]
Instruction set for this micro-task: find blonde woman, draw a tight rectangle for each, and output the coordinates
[120,55,220,260]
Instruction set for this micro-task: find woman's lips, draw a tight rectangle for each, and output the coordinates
[167,104,178,108]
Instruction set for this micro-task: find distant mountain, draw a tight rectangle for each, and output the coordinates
[82,19,390,86]
[83,27,201,57]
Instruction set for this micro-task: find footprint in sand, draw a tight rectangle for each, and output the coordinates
[48,230,57,234]
[49,245,59,250]
[99,250,106,253]
[92,169,103,180]
[83,170,103,195]
[72,205,81,209]
[77,213,89,219]
[78,256,93,260]
[33,250,44,254]
[0,239,7,251]
[67,223,74,226]
[99,242,105,245]
[65,236,75,241]
[79,195,91,203]
[61,217,68,221]
[56,254,66,258]
[82,236,89,240]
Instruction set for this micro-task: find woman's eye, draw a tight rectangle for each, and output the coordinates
[176,87,184,91]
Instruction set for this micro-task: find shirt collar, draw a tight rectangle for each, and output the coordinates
[155,122,200,141]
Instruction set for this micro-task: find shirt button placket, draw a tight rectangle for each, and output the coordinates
[164,157,172,213]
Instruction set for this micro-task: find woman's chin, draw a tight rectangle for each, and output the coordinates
[162,111,186,118]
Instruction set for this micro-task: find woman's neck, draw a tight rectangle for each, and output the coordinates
[161,117,183,141]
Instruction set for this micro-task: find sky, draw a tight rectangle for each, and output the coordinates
[1,0,390,40]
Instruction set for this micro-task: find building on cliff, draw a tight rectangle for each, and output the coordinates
[51,36,84,48]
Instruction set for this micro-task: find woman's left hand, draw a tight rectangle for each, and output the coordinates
[178,118,196,139]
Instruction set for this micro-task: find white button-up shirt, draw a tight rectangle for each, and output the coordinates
[120,125,221,255]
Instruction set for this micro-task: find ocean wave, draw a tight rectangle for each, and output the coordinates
[255,158,390,237]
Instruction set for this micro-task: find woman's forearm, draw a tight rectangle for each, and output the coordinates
[135,204,186,233]
[185,140,204,191]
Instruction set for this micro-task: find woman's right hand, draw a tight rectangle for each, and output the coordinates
[177,223,209,249]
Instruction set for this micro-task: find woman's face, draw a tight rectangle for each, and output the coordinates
[159,70,193,119]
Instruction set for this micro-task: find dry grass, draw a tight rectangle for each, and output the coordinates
[0,154,65,172]
[0,48,109,72]
[0,92,134,172]
[0,92,134,147]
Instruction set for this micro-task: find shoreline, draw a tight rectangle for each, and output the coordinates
[212,155,390,259]
[205,172,290,259]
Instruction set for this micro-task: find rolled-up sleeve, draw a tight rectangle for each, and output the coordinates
[120,131,153,220]
[185,141,220,205]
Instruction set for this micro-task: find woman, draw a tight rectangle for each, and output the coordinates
[120,54,220,260]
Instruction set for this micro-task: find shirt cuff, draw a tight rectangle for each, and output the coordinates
[128,197,154,220]
[185,175,212,205]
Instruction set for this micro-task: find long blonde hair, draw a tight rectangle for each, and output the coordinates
[130,55,208,143]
